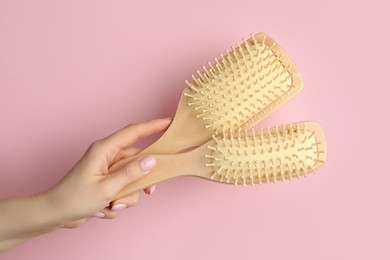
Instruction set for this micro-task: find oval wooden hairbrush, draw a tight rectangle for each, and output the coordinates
[113,121,326,200]
[110,32,303,172]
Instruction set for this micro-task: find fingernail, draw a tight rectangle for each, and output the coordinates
[139,156,156,172]
[150,185,156,195]
[111,203,127,211]
[93,212,105,218]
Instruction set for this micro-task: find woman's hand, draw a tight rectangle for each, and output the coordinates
[45,118,172,228]
[0,118,171,251]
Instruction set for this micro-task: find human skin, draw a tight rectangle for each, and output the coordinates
[0,118,172,252]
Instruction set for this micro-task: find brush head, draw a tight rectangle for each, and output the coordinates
[204,121,326,185]
[184,33,303,135]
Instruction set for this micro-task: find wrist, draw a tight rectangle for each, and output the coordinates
[31,191,67,230]
[0,193,65,247]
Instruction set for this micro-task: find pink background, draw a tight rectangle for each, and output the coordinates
[1,0,389,259]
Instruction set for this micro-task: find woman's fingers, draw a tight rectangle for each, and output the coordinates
[84,118,170,169]
[104,156,156,192]
[111,148,141,165]
[90,118,171,163]
[122,148,141,157]
[88,119,169,221]
[102,118,172,150]
[111,192,139,210]
[93,193,140,219]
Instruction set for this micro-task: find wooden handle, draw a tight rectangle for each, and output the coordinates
[108,96,211,187]
[112,153,198,200]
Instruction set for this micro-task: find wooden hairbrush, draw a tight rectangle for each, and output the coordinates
[113,121,326,200]
[110,32,303,172]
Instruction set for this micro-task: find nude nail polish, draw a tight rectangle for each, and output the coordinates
[111,203,127,211]
[139,156,156,172]
[93,212,105,218]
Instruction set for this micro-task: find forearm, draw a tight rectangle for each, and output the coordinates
[0,193,63,252]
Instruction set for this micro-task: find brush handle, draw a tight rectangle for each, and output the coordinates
[108,96,210,178]
[143,95,210,154]
[112,155,183,200]
[112,146,206,200]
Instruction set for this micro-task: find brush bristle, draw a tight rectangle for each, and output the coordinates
[205,121,326,186]
[184,33,302,135]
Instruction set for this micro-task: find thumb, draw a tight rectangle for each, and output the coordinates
[107,156,156,192]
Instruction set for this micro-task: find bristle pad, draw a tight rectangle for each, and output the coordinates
[185,34,295,134]
[206,122,326,185]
